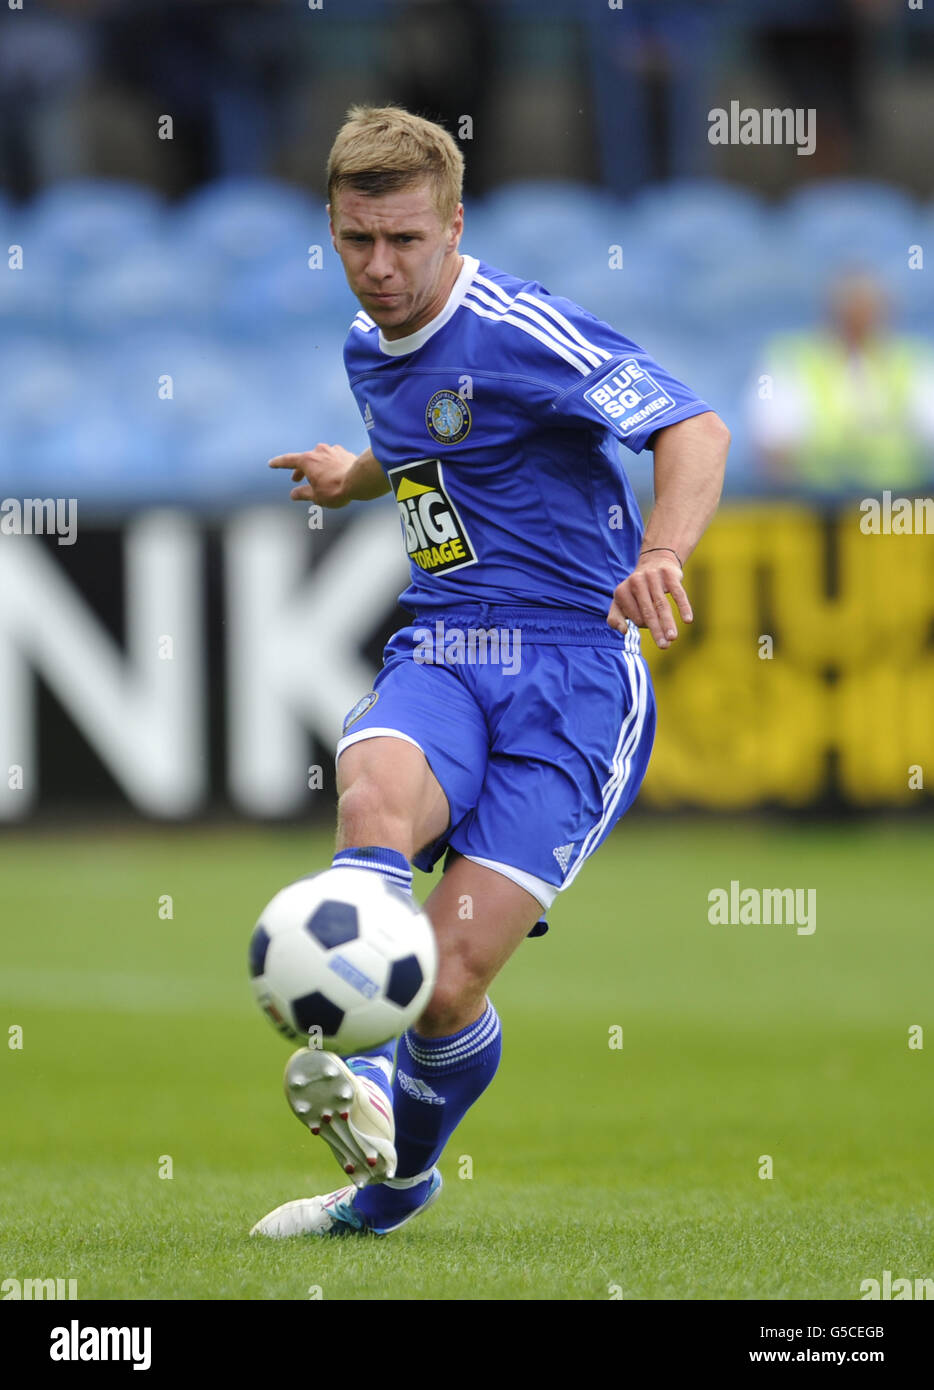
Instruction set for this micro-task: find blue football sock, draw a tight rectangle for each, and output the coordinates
[354,999,502,1224]
[330,845,413,1101]
[331,845,413,895]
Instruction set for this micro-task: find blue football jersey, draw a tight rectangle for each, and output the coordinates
[342,254,711,618]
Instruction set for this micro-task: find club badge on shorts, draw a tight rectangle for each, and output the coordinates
[342,691,379,733]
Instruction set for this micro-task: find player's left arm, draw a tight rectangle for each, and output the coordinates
[607,410,730,650]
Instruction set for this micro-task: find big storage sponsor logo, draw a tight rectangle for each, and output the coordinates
[388,458,477,575]
[583,359,676,436]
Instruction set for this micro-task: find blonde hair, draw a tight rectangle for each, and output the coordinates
[327,105,464,227]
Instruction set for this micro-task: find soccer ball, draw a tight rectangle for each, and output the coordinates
[248,868,437,1052]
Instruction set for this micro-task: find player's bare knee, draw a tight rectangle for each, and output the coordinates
[336,778,415,858]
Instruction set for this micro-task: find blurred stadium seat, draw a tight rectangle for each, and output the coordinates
[64,242,228,337]
[16,404,175,504]
[28,179,166,270]
[99,330,247,433]
[185,402,327,502]
[778,179,919,274]
[677,256,824,337]
[629,179,769,272]
[557,254,688,344]
[224,253,354,339]
[0,336,86,434]
[173,177,327,272]
[468,181,621,283]
[0,250,64,332]
[882,197,934,336]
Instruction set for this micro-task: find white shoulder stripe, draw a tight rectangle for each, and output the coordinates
[472,271,513,307]
[461,296,591,374]
[474,272,612,364]
[517,291,612,362]
[466,280,513,312]
[467,282,602,366]
[351,312,377,332]
[511,299,603,369]
[464,288,600,369]
[468,278,608,368]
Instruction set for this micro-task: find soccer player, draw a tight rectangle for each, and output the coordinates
[251,106,729,1238]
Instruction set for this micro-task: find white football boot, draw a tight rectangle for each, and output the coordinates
[282,1047,397,1187]
[250,1170,443,1238]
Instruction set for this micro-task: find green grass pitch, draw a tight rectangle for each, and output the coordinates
[0,819,931,1301]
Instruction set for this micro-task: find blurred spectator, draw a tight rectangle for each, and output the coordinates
[584,0,722,192]
[0,4,99,198]
[380,0,493,196]
[98,0,297,191]
[750,271,934,490]
[0,0,299,198]
[754,0,896,177]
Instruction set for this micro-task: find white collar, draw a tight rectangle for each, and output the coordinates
[378,254,479,357]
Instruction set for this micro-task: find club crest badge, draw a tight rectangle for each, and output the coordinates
[425,389,471,445]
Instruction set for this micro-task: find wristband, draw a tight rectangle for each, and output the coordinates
[639,546,683,568]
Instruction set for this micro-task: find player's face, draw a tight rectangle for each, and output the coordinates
[329,182,463,341]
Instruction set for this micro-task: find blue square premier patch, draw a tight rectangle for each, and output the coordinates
[582,358,677,437]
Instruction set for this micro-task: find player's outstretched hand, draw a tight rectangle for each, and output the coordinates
[607,551,693,651]
[269,444,358,507]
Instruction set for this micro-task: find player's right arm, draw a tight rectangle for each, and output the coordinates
[268,444,390,507]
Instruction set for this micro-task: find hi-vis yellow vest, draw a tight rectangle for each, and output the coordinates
[776,333,928,486]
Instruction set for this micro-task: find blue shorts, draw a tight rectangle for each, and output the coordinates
[335,605,656,915]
